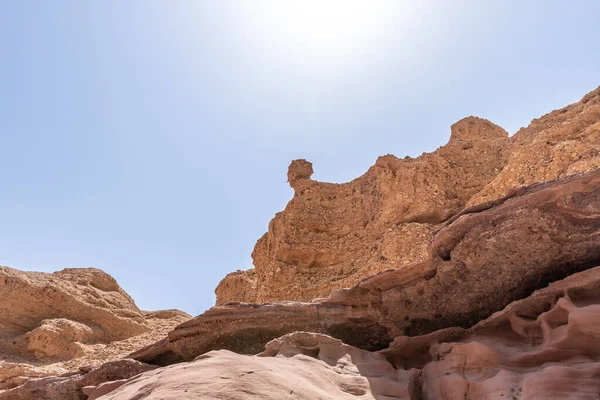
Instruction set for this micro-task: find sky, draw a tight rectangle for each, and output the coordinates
[0,1,599,316]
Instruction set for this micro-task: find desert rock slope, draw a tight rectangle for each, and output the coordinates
[132,168,600,364]
[0,267,190,392]
[1,85,599,400]
[216,86,600,305]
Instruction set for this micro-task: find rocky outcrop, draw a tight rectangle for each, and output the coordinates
[134,169,600,365]
[217,117,510,304]
[469,85,600,205]
[0,359,156,400]
[216,87,600,305]
[0,267,190,391]
[2,86,600,399]
[53,261,600,400]
[212,269,257,304]
[96,264,600,399]
[88,332,418,400]
[383,264,600,399]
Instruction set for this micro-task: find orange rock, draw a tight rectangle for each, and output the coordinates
[217,117,510,304]
[0,267,190,391]
[216,87,600,305]
[135,169,600,365]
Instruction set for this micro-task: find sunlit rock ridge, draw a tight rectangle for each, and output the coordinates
[1,85,599,399]
[216,86,600,305]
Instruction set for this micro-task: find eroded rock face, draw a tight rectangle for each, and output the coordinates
[287,158,314,189]
[0,267,190,391]
[0,267,144,344]
[66,268,600,399]
[135,169,600,365]
[470,86,600,205]
[87,332,418,400]
[216,87,600,305]
[217,116,510,304]
[4,87,600,399]
[212,269,257,304]
[382,265,600,399]
[0,359,157,400]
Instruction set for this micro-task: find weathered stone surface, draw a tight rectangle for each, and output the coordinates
[217,87,600,305]
[91,332,418,400]
[73,267,600,399]
[84,379,129,400]
[0,359,156,400]
[0,267,145,344]
[287,158,314,189]
[212,269,257,304]
[4,86,600,399]
[217,117,510,304]
[470,85,600,205]
[382,264,600,399]
[0,267,190,391]
[136,169,600,364]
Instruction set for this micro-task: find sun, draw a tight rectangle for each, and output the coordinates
[260,1,395,52]
[231,1,407,73]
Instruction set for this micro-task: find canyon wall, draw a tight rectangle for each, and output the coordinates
[216,86,600,305]
[1,86,599,400]
[35,166,599,400]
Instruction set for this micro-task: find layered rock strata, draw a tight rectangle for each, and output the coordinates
[53,264,600,399]
[134,169,600,364]
[2,86,600,400]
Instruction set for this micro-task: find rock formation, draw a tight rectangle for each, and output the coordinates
[470,86,600,204]
[2,359,156,400]
[92,265,600,399]
[1,85,599,399]
[91,332,418,400]
[132,168,600,364]
[29,165,597,398]
[0,267,190,392]
[216,86,600,305]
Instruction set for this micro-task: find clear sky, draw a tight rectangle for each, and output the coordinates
[1,1,599,316]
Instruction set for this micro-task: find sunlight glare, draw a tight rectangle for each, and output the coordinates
[233,1,408,74]
[263,1,395,52]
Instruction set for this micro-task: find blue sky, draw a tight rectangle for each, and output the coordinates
[1,1,599,316]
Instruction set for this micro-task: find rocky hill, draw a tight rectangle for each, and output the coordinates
[0,85,599,399]
[131,168,600,362]
[0,267,190,392]
[8,165,597,400]
[216,86,600,305]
